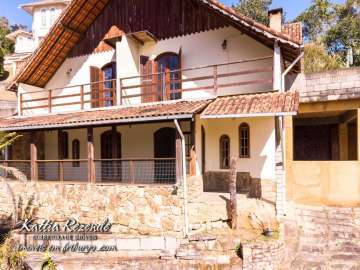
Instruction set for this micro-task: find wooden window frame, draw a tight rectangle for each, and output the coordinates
[239,123,250,158]
[219,135,230,169]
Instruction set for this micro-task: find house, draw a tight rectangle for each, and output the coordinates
[0,0,302,235]
[4,0,70,76]
[285,67,360,207]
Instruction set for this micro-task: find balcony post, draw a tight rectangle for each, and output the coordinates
[87,127,95,183]
[48,90,52,114]
[30,136,38,181]
[213,66,218,96]
[19,93,23,116]
[80,85,84,110]
[116,79,122,106]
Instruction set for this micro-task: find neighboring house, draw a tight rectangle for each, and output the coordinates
[0,0,302,231]
[4,0,70,76]
[286,67,360,207]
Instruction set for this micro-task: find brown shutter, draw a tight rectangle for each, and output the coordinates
[90,66,104,108]
[178,47,183,98]
[140,56,158,103]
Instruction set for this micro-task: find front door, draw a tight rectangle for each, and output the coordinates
[101,128,121,181]
[154,128,176,183]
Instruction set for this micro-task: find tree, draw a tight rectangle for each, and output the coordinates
[295,0,360,67]
[303,42,344,74]
[295,0,335,42]
[232,0,273,25]
[324,0,360,65]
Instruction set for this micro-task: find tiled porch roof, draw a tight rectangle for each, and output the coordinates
[201,91,299,118]
[0,100,211,131]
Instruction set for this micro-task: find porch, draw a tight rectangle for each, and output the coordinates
[2,120,194,184]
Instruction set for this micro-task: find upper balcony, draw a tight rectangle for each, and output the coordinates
[19,56,274,116]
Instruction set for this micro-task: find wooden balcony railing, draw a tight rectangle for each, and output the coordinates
[20,79,117,115]
[19,56,273,115]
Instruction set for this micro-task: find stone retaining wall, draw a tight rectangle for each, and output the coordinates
[284,203,360,269]
[0,182,184,236]
[241,241,285,270]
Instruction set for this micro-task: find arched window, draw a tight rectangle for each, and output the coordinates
[41,9,47,27]
[155,52,181,100]
[49,8,56,24]
[102,62,117,107]
[72,139,80,167]
[219,135,230,169]
[239,123,250,158]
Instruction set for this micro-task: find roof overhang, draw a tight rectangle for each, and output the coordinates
[201,111,297,119]
[0,114,194,132]
[10,0,302,91]
[200,91,299,119]
[6,30,33,41]
[0,99,211,132]
[20,0,70,15]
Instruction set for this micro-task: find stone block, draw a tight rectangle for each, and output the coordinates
[140,236,165,250]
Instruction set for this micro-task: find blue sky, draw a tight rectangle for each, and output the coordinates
[2,0,345,30]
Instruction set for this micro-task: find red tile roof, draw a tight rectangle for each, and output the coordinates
[0,100,211,131]
[10,0,302,90]
[201,91,299,118]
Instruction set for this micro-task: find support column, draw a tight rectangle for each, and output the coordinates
[30,135,38,181]
[339,123,349,160]
[273,41,282,91]
[87,127,95,183]
[358,109,360,160]
[175,131,183,184]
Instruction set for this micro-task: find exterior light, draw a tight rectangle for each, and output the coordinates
[222,39,227,50]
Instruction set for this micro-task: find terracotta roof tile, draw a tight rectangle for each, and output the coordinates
[0,100,211,131]
[201,91,299,118]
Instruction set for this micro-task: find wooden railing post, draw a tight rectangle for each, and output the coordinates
[48,90,52,113]
[30,143,38,181]
[118,79,122,106]
[87,127,95,183]
[213,65,218,95]
[130,160,135,184]
[19,93,23,116]
[80,85,84,110]
[59,161,64,182]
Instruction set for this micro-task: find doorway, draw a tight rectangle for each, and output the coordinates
[154,127,176,183]
[101,128,121,181]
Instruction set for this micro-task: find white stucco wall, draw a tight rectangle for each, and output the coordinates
[14,35,34,53]
[19,26,273,116]
[41,121,191,182]
[32,4,65,47]
[198,116,276,180]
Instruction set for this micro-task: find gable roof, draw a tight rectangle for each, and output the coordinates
[10,0,302,90]
[6,30,33,41]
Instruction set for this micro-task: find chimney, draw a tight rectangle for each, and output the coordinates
[268,8,283,32]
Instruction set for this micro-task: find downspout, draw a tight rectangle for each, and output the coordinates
[278,50,304,217]
[174,119,189,237]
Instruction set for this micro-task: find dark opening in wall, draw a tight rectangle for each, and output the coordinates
[293,110,358,161]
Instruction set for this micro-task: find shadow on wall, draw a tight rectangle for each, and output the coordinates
[203,171,262,198]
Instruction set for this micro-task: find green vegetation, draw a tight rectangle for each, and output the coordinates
[233,0,360,72]
[232,0,273,25]
[0,237,28,270]
[295,0,360,69]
